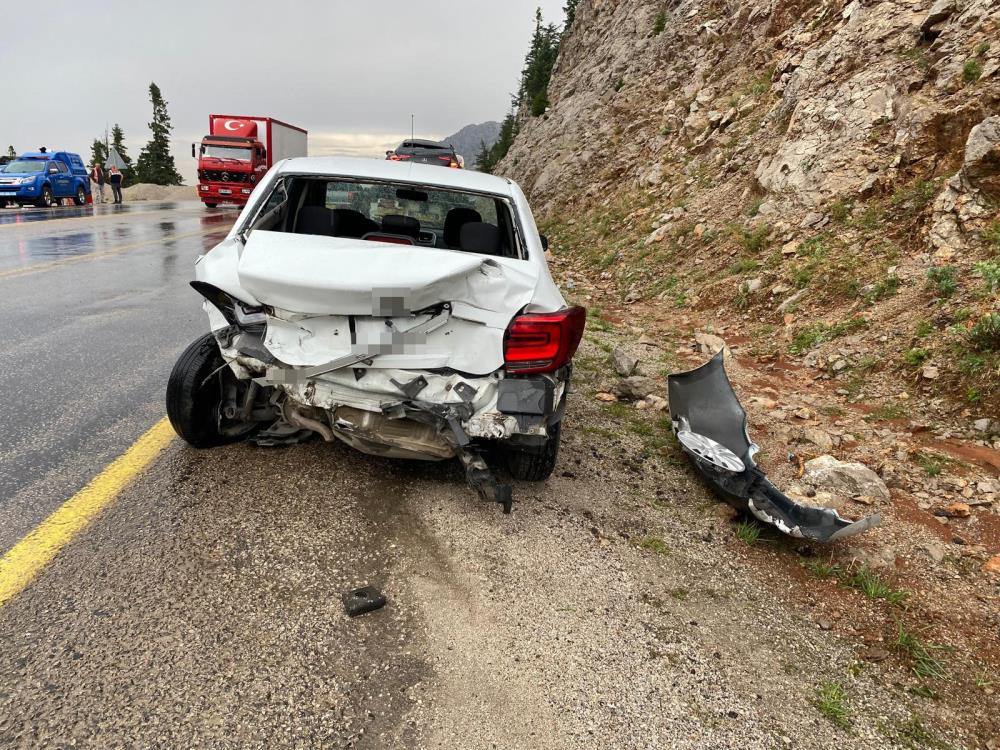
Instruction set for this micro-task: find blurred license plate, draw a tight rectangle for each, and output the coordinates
[219,188,232,195]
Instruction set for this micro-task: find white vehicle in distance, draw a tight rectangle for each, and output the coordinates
[166,156,586,511]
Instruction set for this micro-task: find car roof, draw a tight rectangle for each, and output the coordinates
[276,156,516,197]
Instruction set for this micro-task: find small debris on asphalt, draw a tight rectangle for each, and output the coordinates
[343,585,387,617]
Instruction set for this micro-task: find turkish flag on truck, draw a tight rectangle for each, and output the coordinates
[210,118,258,139]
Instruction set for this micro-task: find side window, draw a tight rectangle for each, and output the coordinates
[57,161,69,173]
[262,180,287,213]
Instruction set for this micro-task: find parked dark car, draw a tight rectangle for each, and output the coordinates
[386,139,462,168]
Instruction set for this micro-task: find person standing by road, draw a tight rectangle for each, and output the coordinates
[108,166,124,204]
[89,162,105,203]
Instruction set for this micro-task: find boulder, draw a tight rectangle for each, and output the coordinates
[613,376,660,402]
[963,116,1000,197]
[694,332,728,356]
[802,454,891,502]
[920,0,955,31]
[611,346,638,377]
[802,427,835,452]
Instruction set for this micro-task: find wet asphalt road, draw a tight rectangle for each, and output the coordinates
[0,202,232,550]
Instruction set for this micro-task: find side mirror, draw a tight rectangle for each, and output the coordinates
[260,148,266,161]
[191,144,196,158]
[539,234,549,251]
[48,166,58,174]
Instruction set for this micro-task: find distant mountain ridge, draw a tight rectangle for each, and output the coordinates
[442,121,501,164]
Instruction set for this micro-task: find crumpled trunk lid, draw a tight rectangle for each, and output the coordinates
[235,231,542,374]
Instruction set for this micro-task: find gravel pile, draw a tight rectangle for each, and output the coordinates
[121,183,197,201]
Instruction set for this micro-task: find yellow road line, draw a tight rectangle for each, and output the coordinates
[0,227,229,281]
[0,418,175,607]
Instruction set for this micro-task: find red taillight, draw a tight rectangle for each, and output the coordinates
[503,306,587,374]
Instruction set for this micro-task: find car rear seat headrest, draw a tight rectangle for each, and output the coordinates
[443,207,482,248]
[297,205,335,236]
[381,214,420,238]
[459,222,502,256]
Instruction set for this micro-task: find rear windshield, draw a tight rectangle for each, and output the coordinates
[2,160,45,173]
[251,176,522,259]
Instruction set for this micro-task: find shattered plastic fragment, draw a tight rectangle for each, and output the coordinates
[667,352,880,542]
[343,585,387,617]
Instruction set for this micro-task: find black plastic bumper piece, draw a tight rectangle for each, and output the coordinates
[667,351,879,543]
[498,377,555,415]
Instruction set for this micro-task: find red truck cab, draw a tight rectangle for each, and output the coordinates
[194,115,307,208]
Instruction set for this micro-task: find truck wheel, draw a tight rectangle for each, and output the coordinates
[166,333,254,448]
[505,420,562,481]
[35,185,53,208]
[73,185,87,205]
[204,203,218,208]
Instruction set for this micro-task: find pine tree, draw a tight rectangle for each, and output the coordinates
[111,124,136,183]
[90,138,108,168]
[563,0,579,33]
[6,145,15,159]
[519,9,561,117]
[474,140,490,172]
[478,109,519,174]
[136,82,182,185]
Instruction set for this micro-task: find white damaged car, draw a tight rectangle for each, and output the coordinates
[166,157,585,511]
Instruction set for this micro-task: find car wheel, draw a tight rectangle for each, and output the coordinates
[73,185,86,205]
[35,185,53,208]
[505,419,562,481]
[166,333,256,448]
[204,202,218,208]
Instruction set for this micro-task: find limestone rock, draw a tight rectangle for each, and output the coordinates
[694,332,727,356]
[802,455,891,503]
[611,346,638,377]
[613,376,660,402]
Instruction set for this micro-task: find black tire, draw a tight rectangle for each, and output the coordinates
[73,185,87,205]
[166,333,246,448]
[505,420,562,481]
[204,202,218,208]
[35,184,53,208]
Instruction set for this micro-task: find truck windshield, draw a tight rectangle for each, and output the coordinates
[1,160,46,173]
[202,145,252,161]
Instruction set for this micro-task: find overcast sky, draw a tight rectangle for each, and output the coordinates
[1,0,566,183]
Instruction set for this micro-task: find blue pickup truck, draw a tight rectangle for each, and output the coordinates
[0,150,91,207]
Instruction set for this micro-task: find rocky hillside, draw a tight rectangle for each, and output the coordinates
[499,0,999,412]
[497,3,1000,743]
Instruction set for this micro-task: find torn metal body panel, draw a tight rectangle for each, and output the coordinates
[667,352,880,542]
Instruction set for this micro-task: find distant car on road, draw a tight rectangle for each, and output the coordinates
[386,139,462,168]
[0,150,91,207]
[167,156,583,513]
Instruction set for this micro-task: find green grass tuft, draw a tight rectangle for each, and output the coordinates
[734,520,761,545]
[926,266,958,298]
[813,682,851,729]
[652,10,666,35]
[845,566,908,606]
[895,622,948,679]
[963,59,983,82]
[639,536,669,555]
